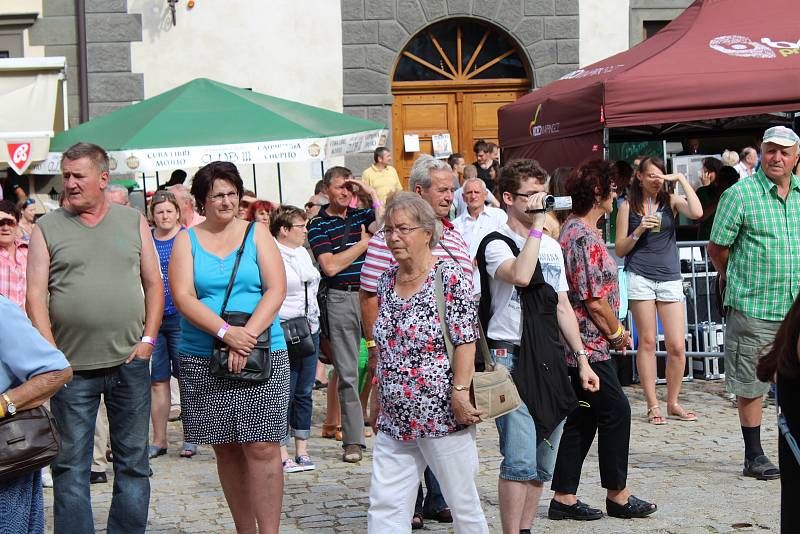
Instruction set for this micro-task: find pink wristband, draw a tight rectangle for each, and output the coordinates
[141,336,156,346]
[528,228,543,239]
[372,201,382,210]
[216,323,231,340]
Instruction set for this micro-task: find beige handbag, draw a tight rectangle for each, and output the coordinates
[434,264,521,421]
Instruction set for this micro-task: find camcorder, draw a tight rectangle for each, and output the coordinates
[525,195,572,213]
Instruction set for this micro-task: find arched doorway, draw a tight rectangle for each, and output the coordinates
[391,19,531,185]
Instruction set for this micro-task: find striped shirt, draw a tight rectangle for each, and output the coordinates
[710,169,800,321]
[0,240,28,310]
[360,218,473,293]
[307,205,376,288]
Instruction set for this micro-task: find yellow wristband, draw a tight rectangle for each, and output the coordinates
[365,339,377,349]
[608,324,623,340]
[0,400,5,419]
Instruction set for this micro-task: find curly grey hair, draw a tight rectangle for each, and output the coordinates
[384,192,442,248]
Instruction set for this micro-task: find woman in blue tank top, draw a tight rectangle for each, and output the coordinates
[148,190,196,459]
[615,156,702,425]
[170,162,288,534]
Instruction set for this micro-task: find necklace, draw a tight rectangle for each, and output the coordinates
[397,258,434,284]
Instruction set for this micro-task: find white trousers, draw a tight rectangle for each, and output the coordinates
[368,426,489,534]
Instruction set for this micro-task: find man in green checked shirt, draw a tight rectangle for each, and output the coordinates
[708,126,800,481]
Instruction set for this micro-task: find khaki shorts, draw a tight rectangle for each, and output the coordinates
[724,308,780,399]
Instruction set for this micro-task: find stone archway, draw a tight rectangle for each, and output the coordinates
[341,0,580,174]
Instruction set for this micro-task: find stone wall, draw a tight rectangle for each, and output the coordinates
[341,0,580,171]
[28,0,143,126]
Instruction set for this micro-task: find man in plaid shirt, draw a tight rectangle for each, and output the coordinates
[709,126,800,481]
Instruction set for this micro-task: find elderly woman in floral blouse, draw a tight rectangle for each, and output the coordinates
[367,192,489,534]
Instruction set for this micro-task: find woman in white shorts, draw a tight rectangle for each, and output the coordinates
[615,156,702,425]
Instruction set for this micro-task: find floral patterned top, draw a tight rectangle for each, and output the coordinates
[374,259,477,440]
[559,216,620,367]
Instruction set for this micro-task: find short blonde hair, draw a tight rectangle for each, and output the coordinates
[384,192,442,248]
[721,149,740,167]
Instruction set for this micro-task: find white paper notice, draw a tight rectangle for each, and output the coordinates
[403,134,420,152]
[432,133,453,159]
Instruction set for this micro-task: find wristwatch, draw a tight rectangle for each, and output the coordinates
[2,393,16,417]
[365,339,377,349]
[453,384,469,391]
[572,349,589,359]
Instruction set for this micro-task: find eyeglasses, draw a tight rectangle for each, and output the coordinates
[289,223,306,229]
[0,218,17,227]
[378,226,421,238]
[208,192,239,203]
[510,191,538,199]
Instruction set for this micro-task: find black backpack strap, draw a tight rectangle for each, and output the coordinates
[475,231,521,333]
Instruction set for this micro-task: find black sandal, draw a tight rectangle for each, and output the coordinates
[606,495,657,519]
[411,513,424,530]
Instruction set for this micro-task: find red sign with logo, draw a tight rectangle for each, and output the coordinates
[6,142,33,175]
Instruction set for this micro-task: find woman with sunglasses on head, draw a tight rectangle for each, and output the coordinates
[0,200,27,309]
[147,191,197,459]
[615,156,702,425]
[270,205,321,474]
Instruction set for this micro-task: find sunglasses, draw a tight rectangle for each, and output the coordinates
[0,218,18,228]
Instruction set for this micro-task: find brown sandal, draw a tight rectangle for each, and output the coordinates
[322,424,341,439]
[667,403,698,421]
[647,405,668,425]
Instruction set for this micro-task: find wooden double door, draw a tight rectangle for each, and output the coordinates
[391,89,526,187]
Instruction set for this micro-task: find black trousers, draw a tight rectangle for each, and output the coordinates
[551,358,631,494]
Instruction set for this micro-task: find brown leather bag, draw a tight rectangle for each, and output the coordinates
[0,405,61,482]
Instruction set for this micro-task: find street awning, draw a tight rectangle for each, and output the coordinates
[0,57,67,174]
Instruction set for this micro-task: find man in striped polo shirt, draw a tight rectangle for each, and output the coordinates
[360,155,472,527]
[307,166,383,463]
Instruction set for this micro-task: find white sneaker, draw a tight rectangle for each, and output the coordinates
[282,458,303,473]
[41,468,53,488]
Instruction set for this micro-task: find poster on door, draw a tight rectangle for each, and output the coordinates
[432,133,452,159]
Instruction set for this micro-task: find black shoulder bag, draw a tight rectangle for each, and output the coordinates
[209,222,273,382]
[0,405,61,482]
[281,282,316,360]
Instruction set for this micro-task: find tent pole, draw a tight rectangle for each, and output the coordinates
[603,128,611,243]
[277,163,283,204]
[142,172,147,198]
[155,171,160,190]
[252,164,258,197]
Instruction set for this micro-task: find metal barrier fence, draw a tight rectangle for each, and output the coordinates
[608,240,725,382]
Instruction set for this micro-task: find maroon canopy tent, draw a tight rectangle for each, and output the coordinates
[499,0,800,171]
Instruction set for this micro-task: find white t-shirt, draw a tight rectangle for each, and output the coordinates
[484,224,568,345]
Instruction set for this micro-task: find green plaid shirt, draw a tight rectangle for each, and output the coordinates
[710,169,800,321]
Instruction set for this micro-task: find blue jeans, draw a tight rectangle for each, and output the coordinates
[282,331,319,444]
[414,467,447,515]
[150,313,182,382]
[50,358,151,534]
[494,350,565,482]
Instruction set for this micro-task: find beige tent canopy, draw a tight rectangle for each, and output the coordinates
[0,57,68,175]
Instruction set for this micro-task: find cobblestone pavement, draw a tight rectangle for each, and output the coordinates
[44,379,781,533]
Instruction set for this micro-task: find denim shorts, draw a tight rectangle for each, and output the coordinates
[151,313,182,382]
[626,271,684,302]
[493,349,565,482]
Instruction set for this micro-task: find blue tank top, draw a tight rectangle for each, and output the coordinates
[152,228,184,316]
[624,203,682,282]
[179,226,287,356]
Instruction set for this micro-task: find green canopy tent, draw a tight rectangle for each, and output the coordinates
[31,78,387,201]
